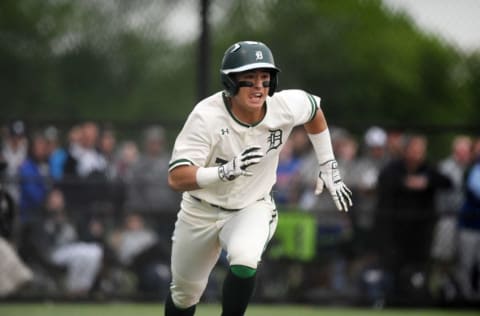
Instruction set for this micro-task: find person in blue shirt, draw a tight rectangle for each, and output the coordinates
[19,133,51,224]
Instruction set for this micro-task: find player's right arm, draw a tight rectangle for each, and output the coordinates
[168,146,264,192]
[168,165,200,192]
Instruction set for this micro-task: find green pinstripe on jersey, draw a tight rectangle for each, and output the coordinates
[306,93,318,122]
[168,158,195,171]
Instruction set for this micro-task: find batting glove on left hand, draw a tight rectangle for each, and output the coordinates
[316,159,353,212]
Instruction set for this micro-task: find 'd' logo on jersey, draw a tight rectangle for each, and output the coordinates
[267,129,282,153]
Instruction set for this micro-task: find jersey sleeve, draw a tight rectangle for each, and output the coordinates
[279,89,321,125]
[168,109,211,171]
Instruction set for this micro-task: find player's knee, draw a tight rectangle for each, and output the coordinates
[228,252,260,270]
[170,275,206,308]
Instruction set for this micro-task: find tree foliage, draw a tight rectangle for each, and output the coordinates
[0,0,478,126]
[212,0,477,126]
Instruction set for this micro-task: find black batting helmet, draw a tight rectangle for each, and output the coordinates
[220,41,280,96]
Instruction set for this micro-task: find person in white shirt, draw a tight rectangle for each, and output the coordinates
[165,41,352,316]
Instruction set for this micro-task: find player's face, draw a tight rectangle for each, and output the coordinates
[232,69,270,113]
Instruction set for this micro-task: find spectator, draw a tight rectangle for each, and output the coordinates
[385,129,405,161]
[108,212,170,297]
[432,136,472,263]
[114,141,139,179]
[44,125,68,182]
[60,124,84,208]
[335,131,360,188]
[290,126,312,159]
[125,125,181,215]
[455,139,480,302]
[72,121,107,178]
[352,127,389,254]
[62,121,108,211]
[274,137,302,207]
[98,125,118,180]
[98,125,127,215]
[18,132,51,224]
[1,120,28,202]
[375,134,452,302]
[23,189,103,297]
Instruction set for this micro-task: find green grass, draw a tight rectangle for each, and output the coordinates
[0,303,478,316]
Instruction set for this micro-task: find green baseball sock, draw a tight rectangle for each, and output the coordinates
[221,265,257,316]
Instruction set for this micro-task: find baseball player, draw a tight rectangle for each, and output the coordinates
[165,41,352,316]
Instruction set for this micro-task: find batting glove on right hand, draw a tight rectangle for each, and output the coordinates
[218,145,264,181]
[316,159,353,212]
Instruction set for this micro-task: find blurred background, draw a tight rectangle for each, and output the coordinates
[1,0,480,309]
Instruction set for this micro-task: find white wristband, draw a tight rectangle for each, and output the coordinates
[196,167,221,188]
[308,128,335,164]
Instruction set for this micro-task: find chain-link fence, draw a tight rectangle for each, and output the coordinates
[1,119,479,306]
[1,0,480,307]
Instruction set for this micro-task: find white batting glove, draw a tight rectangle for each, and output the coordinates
[218,145,264,181]
[315,159,353,212]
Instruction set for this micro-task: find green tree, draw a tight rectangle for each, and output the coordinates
[0,0,197,121]
[212,0,475,126]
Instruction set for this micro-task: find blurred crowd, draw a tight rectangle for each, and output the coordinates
[0,119,479,307]
[0,120,180,299]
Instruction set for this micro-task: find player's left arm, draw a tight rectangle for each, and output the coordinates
[303,109,353,212]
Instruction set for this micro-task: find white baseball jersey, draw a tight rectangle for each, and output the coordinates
[169,89,320,209]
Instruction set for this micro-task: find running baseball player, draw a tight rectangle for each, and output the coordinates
[165,41,352,316]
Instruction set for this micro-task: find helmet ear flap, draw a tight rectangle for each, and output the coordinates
[268,72,278,96]
[221,73,238,96]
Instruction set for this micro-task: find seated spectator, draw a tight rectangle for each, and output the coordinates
[108,212,170,297]
[20,189,103,297]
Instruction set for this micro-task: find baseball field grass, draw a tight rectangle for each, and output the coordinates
[0,303,478,316]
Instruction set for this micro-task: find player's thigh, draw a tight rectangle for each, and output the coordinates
[171,216,222,282]
[219,200,277,268]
